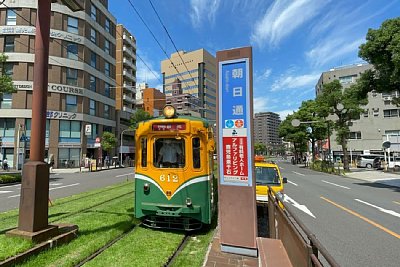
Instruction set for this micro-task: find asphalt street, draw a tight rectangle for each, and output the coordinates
[0,167,135,212]
[279,162,400,267]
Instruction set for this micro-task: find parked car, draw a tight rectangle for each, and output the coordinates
[388,157,400,171]
[356,154,383,168]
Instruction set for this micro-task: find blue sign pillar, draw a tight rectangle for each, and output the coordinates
[217,47,257,257]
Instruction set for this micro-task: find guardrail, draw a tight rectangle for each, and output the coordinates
[267,189,340,267]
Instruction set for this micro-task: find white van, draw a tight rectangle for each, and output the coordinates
[356,154,382,168]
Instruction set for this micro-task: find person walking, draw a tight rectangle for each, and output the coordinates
[3,158,8,171]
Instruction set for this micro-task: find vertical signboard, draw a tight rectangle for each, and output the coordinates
[217,47,257,257]
[219,59,252,186]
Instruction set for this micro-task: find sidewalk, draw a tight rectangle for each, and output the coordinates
[344,169,400,188]
[51,165,125,174]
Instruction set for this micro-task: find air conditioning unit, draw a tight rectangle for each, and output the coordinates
[383,96,392,101]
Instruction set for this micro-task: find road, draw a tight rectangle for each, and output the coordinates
[0,167,135,212]
[279,162,400,267]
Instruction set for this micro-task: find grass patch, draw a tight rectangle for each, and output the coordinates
[0,173,21,184]
[0,181,135,264]
[84,227,185,267]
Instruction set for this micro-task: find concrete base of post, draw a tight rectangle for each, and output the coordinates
[6,225,59,243]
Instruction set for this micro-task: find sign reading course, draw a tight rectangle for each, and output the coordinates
[219,58,252,186]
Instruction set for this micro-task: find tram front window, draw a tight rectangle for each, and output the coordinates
[154,138,185,168]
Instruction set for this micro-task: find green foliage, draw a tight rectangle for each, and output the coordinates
[130,109,152,129]
[0,173,21,184]
[279,113,308,154]
[254,142,267,155]
[0,53,16,97]
[358,17,400,104]
[101,131,117,153]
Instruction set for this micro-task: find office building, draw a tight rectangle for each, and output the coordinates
[161,49,216,121]
[316,63,400,156]
[253,112,282,147]
[0,0,117,169]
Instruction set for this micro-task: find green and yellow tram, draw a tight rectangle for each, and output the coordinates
[134,105,216,230]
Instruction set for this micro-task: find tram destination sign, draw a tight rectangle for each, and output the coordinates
[218,58,252,186]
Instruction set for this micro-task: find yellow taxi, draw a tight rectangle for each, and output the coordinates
[255,159,287,204]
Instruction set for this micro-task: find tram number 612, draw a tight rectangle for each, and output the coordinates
[160,174,178,183]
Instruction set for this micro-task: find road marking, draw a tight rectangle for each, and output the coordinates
[321,180,350,189]
[50,183,63,186]
[0,184,20,189]
[394,201,400,206]
[0,191,13,194]
[284,194,315,218]
[115,173,134,178]
[49,183,80,191]
[292,171,305,176]
[321,196,400,239]
[288,180,298,186]
[8,194,20,198]
[355,199,400,218]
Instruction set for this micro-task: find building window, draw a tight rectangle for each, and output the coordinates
[25,119,50,144]
[105,18,111,33]
[58,148,80,168]
[105,83,110,97]
[0,94,12,109]
[104,39,110,55]
[89,75,96,91]
[90,27,96,43]
[6,9,17,26]
[87,123,98,140]
[104,104,110,119]
[89,99,96,116]
[59,121,80,139]
[373,108,380,117]
[0,118,15,137]
[339,75,357,84]
[4,63,13,75]
[66,68,78,86]
[90,51,97,68]
[66,95,77,112]
[67,16,78,34]
[348,132,362,140]
[4,36,15,52]
[90,4,97,21]
[383,109,399,118]
[67,42,78,60]
[104,61,110,76]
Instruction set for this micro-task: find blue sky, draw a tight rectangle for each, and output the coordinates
[109,0,400,120]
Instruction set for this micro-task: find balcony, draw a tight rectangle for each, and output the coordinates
[123,57,137,72]
[123,69,136,82]
[123,106,134,114]
[123,94,135,104]
[123,34,136,50]
[123,45,136,60]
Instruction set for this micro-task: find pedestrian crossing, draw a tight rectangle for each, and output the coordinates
[0,182,80,199]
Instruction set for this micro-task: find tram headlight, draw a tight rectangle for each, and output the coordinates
[144,183,150,192]
[186,197,192,206]
[163,105,176,118]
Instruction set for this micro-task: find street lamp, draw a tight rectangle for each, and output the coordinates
[120,128,134,167]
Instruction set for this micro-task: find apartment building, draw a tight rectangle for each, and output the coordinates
[0,0,117,169]
[115,24,136,160]
[253,112,282,148]
[161,48,216,121]
[316,63,400,156]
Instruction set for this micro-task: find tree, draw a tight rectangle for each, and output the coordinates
[358,17,400,105]
[0,54,16,101]
[254,142,267,155]
[101,131,117,157]
[130,109,152,129]
[315,80,367,171]
[279,114,308,162]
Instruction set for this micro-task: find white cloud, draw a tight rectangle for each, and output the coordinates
[306,38,364,67]
[255,68,272,81]
[271,73,320,92]
[253,97,268,114]
[190,0,221,28]
[276,109,295,121]
[135,56,161,85]
[250,0,329,48]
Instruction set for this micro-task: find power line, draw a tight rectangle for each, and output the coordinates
[125,0,195,91]
[147,0,198,88]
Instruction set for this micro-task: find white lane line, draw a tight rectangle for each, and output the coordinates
[0,184,21,189]
[49,183,80,191]
[355,199,400,218]
[292,171,305,176]
[288,180,298,186]
[321,180,351,190]
[50,183,63,186]
[115,173,134,178]
[0,191,13,194]
[7,183,80,198]
[283,194,316,218]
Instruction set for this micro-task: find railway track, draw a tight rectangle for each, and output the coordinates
[164,233,190,267]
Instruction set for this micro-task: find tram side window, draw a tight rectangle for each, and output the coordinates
[154,138,185,168]
[141,138,147,167]
[192,137,201,169]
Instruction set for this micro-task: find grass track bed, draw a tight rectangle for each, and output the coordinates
[83,227,185,267]
[0,181,135,263]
